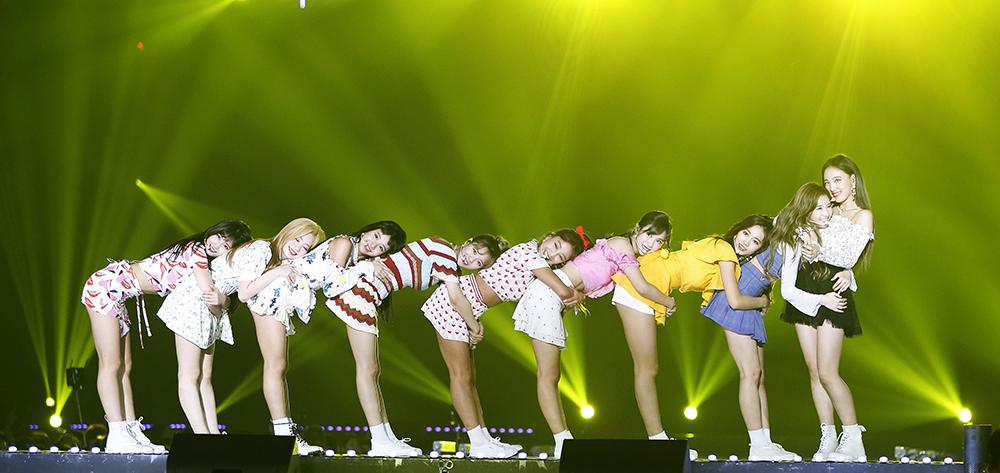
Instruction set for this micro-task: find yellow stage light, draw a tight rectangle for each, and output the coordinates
[581,405,595,419]
[684,406,698,420]
[49,414,62,428]
[46,397,55,407]
[958,409,972,423]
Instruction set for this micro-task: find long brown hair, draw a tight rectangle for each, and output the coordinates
[771,183,831,279]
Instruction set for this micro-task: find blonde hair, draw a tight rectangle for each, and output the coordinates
[228,218,325,270]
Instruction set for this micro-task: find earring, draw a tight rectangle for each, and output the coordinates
[851,183,856,197]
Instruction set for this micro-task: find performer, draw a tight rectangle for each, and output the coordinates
[232,218,327,455]
[323,235,506,457]
[778,156,874,462]
[510,212,674,457]
[610,215,773,455]
[81,220,251,453]
[700,234,798,460]
[421,229,586,458]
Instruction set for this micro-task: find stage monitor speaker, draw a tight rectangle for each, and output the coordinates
[560,439,691,473]
[166,434,300,473]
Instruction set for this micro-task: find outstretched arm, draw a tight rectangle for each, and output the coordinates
[532,267,584,307]
[718,261,769,310]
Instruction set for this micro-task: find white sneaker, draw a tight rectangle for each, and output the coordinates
[105,420,154,454]
[127,417,166,454]
[295,435,323,456]
[470,439,518,458]
[750,443,796,461]
[490,437,522,455]
[831,425,866,462]
[370,439,421,457]
[812,424,837,462]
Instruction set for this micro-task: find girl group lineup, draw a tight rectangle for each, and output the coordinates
[81,154,874,462]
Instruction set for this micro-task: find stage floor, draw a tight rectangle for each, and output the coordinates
[0,453,966,473]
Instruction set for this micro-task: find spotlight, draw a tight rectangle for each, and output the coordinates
[489,428,497,433]
[684,406,698,420]
[69,447,80,453]
[793,455,803,463]
[527,429,534,434]
[901,456,911,463]
[498,428,506,433]
[945,457,954,464]
[539,452,549,460]
[435,427,442,432]
[456,451,466,458]
[46,398,55,407]
[29,446,39,453]
[7,446,17,452]
[366,450,374,457]
[324,449,335,457]
[346,450,356,456]
[444,427,451,433]
[581,405,595,419]
[336,426,343,432]
[430,451,440,458]
[922,457,932,464]
[425,427,432,432]
[707,454,717,461]
[49,414,62,428]
[518,452,527,459]
[517,428,524,433]
[958,409,972,423]
[879,456,889,463]
[728,454,739,462]
[49,446,59,453]
[91,447,101,454]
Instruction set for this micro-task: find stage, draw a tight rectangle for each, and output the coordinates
[0,452,966,473]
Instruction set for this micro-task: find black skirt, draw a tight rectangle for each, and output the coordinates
[781,262,862,338]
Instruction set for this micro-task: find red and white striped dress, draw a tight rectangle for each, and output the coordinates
[326,237,460,336]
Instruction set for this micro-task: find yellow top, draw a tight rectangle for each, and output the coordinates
[611,237,740,324]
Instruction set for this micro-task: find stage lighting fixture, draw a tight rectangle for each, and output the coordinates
[49,414,62,428]
[707,454,717,461]
[684,406,698,420]
[299,0,305,7]
[324,449,335,456]
[69,446,79,453]
[729,454,739,462]
[879,456,889,463]
[539,452,549,460]
[45,397,54,407]
[455,451,466,458]
[793,455,803,462]
[346,449,356,456]
[49,446,59,453]
[944,457,954,464]
[90,447,101,453]
[7,446,16,453]
[901,456,911,463]
[922,457,932,464]
[430,451,440,458]
[518,452,528,459]
[28,446,39,453]
[958,408,972,423]
[581,405,595,419]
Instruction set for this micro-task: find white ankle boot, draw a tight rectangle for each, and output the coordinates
[127,417,166,454]
[812,423,837,462]
[831,424,866,462]
[105,419,154,454]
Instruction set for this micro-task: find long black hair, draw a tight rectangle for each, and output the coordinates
[350,221,407,257]
[719,214,773,263]
[618,211,672,250]
[158,220,252,261]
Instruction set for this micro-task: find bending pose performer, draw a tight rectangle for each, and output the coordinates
[233,218,326,454]
[157,221,261,435]
[323,235,505,456]
[611,215,773,453]
[777,156,874,462]
[699,219,798,460]
[421,229,586,458]
[510,212,674,458]
[81,220,251,453]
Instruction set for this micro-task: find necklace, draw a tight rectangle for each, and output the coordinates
[839,205,862,213]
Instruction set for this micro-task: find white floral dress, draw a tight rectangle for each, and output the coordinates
[157,240,271,349]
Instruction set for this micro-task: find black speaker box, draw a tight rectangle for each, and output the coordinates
[560,439,691,473]
[165,434,300,473]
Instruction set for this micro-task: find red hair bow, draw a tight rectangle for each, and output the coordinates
[576,226,590,249]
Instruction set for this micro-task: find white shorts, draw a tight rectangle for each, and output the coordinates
[611,284,654,315]
[511,269,573,349]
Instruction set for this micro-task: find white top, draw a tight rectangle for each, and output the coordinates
[780,242,822,316]
[817,215,874,269]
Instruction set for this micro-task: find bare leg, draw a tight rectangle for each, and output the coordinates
[616,305,663,436]
[723,329,763,430]
[436,334,484,429]
[121,333,138,420]
[795,324,836,424]
[757,345,770,430]
[175,333,210,434]
[200,344,220,434]
[816,321,856,425]
[346,326,387,427]
[253,312,290,420]
[468,348,487,428]
[531,338,568,434]
[89,309,127,421]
